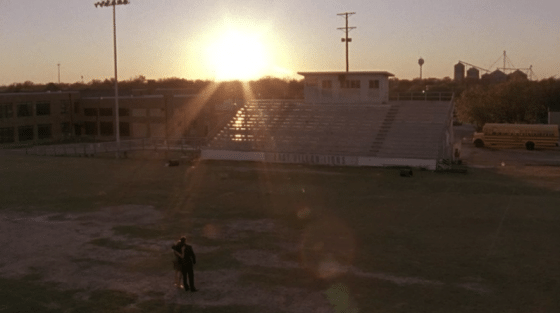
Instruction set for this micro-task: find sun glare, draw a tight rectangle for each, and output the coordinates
[207,30,268,81]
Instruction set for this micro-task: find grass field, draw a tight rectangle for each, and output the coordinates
[1,153,560,312]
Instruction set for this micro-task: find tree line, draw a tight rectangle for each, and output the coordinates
[455,78,560,129]
[3,75,559,129]
[0,76,304,100]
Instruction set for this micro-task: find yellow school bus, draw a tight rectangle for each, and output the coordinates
[473,123,559,150]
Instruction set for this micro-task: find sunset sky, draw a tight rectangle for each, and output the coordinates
[1,0,559,85]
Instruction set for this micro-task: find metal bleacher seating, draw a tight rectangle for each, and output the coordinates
[206,99,453,161]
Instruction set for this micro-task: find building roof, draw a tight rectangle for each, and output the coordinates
[205,99,452,160]
[297,71,395,77]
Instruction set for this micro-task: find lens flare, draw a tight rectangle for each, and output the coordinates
[297,207,311,219]
[300,217,356,279]
[203,224,220,239]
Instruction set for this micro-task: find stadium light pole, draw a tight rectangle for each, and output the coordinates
[94,0,130,147]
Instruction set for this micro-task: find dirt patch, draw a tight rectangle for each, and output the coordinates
[0,207,333,311]
[76,205,164,225]
[494,165,560,191]
[460,136,560,191]
[232,249,299,269]
[0,207,491,311]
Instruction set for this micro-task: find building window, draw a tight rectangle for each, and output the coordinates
[37,124,52,140]
[17,102,33,117]
[341,80,361,89]
[84,108,98,116]
[119,122,130,136]
[74,123,82,136]
[369,80,380,89]
[84,122,97,135]
[305,78,318,87]
[322,80,332,89]
[0,127,15,143]
[60,100,70,114]
[36,101,51,116]
[99,108,113,116]
[18,125,34,141]
[61,122,71,135]
[119,108,130,117]
[100,122,114,136]
[0,104,13,118]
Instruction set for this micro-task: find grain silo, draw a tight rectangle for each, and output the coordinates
[466,67,480,80]
[454,62,465,82]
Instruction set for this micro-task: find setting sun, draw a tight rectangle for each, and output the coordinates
[206,30,269,81]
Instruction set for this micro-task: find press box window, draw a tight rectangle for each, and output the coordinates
[369,80,380,89]
[36,102,51,116]
[341,80,361,89]
[305,78,318,87]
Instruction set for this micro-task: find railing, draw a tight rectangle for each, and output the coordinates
[23,137,205,157]
[389,92,454,101]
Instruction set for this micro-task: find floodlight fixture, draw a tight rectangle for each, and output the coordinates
[94,0,130,147]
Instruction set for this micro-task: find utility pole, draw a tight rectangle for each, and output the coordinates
[337,12,356,72]
[58,63,61,84]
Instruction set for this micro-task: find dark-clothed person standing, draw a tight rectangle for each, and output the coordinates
[178,236,197,292]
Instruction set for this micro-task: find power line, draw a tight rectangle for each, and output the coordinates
[337,12,356,72]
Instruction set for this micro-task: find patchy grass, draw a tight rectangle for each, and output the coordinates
[135,300,260,313]
[0,277,138,313]
[125,255,171,274]
[0,277,77,313]
[86,289,138,311]
[89,237,134,250]
[2,155,560,312]
[72,258,115,268]
[112,225,167,239]
[194,249,244,271]
[0,155,187,212]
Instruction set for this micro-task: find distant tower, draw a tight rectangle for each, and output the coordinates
[418,58,424,79]
[454,62,465,82]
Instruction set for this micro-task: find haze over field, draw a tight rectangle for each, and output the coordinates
[1,0,559,84]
